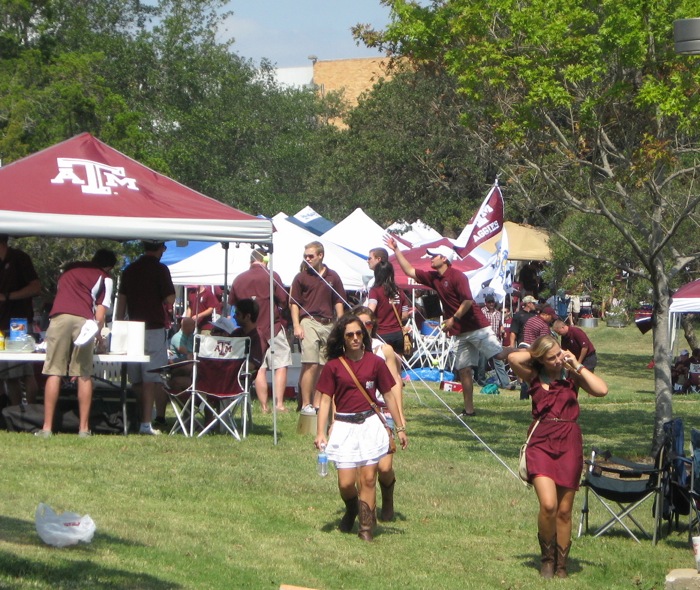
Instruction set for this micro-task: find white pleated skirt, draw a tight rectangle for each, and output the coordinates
[326,413,389,468]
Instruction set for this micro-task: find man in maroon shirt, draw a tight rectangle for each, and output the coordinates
[37,249,117,437]
[552,319,598,372]
[186,285,220,334]
[230,248,291,413]
[116,241,176,435]
[290,241,346,414]
[386,238,512,417]
[0,234,42,405]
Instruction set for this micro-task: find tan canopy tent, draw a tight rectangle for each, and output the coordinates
[480,221,551,261]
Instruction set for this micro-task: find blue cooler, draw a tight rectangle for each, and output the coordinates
[421,320,440,337]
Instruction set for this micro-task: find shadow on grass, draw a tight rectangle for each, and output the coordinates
[413,404,663,460]
[598,352,653,381]
[0,548,181,589]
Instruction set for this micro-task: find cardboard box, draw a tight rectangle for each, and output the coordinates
[440,380,463,393]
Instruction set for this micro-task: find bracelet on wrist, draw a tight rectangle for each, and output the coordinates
[576,364,585,373]
[395,426,406,433]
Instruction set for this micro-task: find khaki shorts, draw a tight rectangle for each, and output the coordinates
[454,327,503,371]
[261,327,293,370]
[300,317,331,365]
[43,314,94,377]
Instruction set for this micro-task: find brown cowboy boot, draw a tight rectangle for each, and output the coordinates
[537,533,556,579]
[358,500,376,542]
[339,496,358,533]
[379,478,396,521]
[555,542,571,578]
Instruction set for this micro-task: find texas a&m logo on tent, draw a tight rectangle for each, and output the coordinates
[51,158,139,196]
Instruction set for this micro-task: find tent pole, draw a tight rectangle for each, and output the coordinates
[269,245,278,445]
[221,242,230,317]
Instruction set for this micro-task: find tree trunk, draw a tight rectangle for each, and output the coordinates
[681,313,699,352]
[650,265,673,457]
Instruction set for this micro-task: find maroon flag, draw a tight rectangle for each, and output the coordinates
[454,183,504,258]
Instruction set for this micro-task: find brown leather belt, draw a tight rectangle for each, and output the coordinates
[309,315,333,325]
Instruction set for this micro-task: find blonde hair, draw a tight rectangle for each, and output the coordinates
[529,335,560,363]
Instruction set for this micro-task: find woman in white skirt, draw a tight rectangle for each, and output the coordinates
[314,314,408,541]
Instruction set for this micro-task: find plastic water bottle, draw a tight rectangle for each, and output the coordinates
[317,444,328,477]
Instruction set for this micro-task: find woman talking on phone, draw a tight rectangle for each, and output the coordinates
[508,335,607,578]
[314,314,408,541]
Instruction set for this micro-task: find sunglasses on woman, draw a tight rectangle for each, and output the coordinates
[344,330,363,339]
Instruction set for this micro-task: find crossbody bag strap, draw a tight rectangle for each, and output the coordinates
[338,356,391,429]
[391,302,403,329]
[525,419,541,446]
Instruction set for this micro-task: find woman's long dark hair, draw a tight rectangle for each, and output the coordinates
[325,314,372,360]
[373,260,400,300]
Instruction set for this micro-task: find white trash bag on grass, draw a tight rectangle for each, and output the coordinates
[35,503,96,547]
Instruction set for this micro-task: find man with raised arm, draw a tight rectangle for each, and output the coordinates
[385,236,512,417]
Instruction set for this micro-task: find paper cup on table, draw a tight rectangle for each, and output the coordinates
[692,536,700,572]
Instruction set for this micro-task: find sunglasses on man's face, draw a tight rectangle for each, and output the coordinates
[344,330,363,340]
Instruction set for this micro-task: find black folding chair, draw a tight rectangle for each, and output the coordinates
[688,428,700,539]
[578,446,665,544]
[660,418,691,537]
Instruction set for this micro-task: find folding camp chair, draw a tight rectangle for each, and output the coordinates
[164,335,252,439]
[688,428,700,539]
[660,418,691,537]
[578,446,665,544]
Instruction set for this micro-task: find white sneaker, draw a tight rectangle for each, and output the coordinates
[74,319,99,346]
[300,404,316,416]
[139,424,161,436]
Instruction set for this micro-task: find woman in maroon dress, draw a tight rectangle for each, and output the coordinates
[508,335,607,579]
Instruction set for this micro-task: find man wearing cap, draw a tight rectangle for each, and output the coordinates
[509,295,538,348]
[552,319,598,372]
[386,237,512,416]
[230,248,292,414]
[116,240,176,435]
[523,306,556,346]
[37,248,117,438]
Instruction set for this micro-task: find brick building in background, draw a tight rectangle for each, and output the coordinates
[276,57,393,128]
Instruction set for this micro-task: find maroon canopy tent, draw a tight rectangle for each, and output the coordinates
[0,133,273,244]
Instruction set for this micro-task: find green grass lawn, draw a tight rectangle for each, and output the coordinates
[0,324,698,589]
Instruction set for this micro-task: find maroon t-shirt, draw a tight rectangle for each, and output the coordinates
[229,263,288,343]
[315,353,396,413]
[290,266,346,320]
[188,287,220,331]
[368,286,409,336]
[119,255,175,329]
[413,266,489,335]
[0,247,39,331]
[562,325,596,360]
[50,262,113,319]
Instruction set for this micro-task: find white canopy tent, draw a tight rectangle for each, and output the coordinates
[669,279,700,356]
[167,213,368,290]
